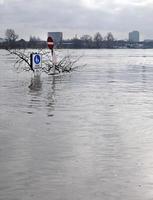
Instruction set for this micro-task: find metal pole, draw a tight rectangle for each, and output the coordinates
[51,48,55,75]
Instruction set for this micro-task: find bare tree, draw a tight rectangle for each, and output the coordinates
[28,36,42,48]
[5,29,19,49]
[81,35,93,48]
[94,32,103,48]
[29,36,41,42]
[105,32,114,42]
[5,29,18,42]
[104,32,114,48]
[6,49,33,71]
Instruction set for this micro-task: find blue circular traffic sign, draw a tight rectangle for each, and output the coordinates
[34,54,41,64]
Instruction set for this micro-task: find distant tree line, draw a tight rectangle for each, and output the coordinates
[0,28,153,49]
[62,32,147,49]
[0,29,47,49]
[70,32,115,49]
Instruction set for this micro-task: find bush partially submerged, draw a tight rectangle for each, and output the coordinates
[6,49,82,74]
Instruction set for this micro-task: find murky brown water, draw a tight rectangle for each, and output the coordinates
[1,49,153,200]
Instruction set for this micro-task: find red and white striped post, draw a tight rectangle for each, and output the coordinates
[47,36,55,73]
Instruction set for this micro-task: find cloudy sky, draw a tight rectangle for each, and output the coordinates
[0,0,153,40]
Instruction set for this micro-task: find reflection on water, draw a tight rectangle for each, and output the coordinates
[1,49,153,200]
[29,74,42,92]
[27,75,56,118]
[46,77,56,116]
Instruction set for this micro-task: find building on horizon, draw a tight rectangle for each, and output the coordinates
[129,31,140,42]
[144,39,153,42]
[48,32,63,47]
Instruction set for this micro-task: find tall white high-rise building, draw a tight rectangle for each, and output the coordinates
[129,31,140,42]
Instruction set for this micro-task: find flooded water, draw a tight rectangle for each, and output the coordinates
[1,49,153,200]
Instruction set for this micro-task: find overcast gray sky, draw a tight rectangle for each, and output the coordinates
[0,0,153,40]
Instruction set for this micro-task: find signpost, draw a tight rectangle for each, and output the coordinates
[47,36,54,53]
[30,53,42,72]
[47,36,56,74]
